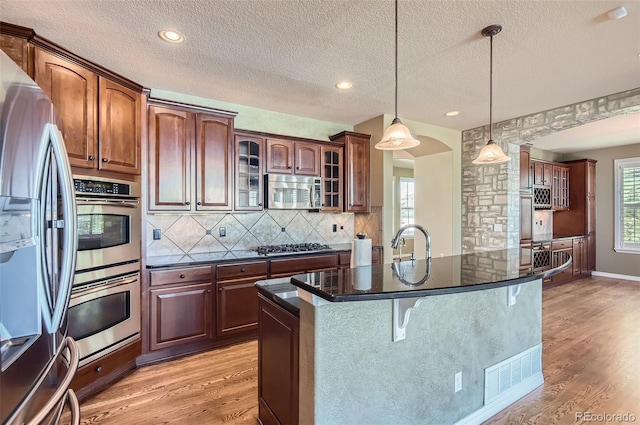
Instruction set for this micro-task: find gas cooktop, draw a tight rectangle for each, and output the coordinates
[256,243,331,256]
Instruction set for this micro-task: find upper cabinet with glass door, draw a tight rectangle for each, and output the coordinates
[235,134,264,211]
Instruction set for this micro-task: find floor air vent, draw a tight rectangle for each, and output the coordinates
[484,344,542,405]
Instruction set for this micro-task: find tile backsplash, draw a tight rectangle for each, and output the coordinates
[146,210,354,265]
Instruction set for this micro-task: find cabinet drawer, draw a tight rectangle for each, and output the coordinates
[270,254,338,276]
[551,240,573,250]
[338,252,351,267]
[149,266,213,286]
[217,261,268,281]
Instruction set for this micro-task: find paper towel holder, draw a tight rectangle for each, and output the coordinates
[356,233,367,240]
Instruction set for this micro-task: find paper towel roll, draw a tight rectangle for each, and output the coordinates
[351,238,372,268]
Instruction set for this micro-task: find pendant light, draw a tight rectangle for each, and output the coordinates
[375,0,420,151]
[472,24,511,165]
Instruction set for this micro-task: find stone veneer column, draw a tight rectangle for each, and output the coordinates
[462,88,640,254]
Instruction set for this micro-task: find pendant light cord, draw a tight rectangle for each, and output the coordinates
[489,32,493,141]
[394,0,398,119]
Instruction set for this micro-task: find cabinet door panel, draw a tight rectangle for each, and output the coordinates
[0,34,32,75]
[520,195,533,242]
[148,106,192,211]
[217,278,262,337]
[321,146,343,212]
[294,142,320,176]
[345,134,370,213]
[235,135,264,210]
[195,113,233,210]
[99,77,141,174]
[35,48,97,169]
[150,283,213,351]
[266,139,293,174]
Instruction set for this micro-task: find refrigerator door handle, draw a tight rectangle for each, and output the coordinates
[26,337,80,425]
[47,123,78,331]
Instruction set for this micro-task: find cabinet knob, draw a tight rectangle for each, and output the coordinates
[296,166,300,170]
[287,166,292,169]
[258,203,263,207]
[95,366,102,373]
[197,201,202,206]
[240,268,245,272]
[88,155,95,161]
[207,289,212,294]
[218,287,223,292]
[179,274,185,279]
[185,202,190,206]
[102,158,109,163]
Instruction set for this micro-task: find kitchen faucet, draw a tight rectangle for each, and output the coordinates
[391,224,431,261]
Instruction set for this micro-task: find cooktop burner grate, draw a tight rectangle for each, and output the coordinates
[256,243,331,256]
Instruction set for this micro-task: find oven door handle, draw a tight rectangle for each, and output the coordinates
[73,273,140,295]
[76,198,139,208]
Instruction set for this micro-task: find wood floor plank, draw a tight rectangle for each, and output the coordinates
[76,276,640,425]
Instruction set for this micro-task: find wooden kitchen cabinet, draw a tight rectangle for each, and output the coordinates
[258,293,299,425]
[330,131,371,213]
[147,103,236,212]
[520,194,533,243]
[0,33,33,75]
[149,282,214,351]
[519,145,532,193]
[532,160,553,186]
[552,165,570,210]
[235,133,265,210]
[215,261,267,337]
[270,253,340,278]
[266,139,320,176]
[321,145,343,212]
[553,159,597,273]
[34,48,142,174]
[35,48,98,169]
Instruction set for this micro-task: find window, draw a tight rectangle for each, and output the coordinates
[399,177,414,235]
[615,157,640,253]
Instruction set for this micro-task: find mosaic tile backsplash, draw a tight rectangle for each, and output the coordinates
[146,210,354,265]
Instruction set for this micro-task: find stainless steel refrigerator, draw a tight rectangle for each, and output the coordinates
[0,52,80,424]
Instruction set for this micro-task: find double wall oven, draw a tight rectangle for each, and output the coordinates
[68,176,141,366]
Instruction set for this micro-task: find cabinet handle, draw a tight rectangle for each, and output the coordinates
[95,366,102,373]
[179,274,185,279]
[185,202,190,206]
[197,201,202,206]
[88,155,95,161]
[102,158,109,163]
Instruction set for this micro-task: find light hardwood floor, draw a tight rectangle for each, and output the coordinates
[77,276,640,424]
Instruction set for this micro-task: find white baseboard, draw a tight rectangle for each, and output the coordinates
[591,271,640,282]
[453,372,544,425]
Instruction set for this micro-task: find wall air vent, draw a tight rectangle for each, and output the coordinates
[484,344,542,405]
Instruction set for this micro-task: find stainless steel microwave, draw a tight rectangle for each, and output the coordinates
[264,174,321,209]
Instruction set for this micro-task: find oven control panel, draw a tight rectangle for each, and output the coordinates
[73,176,140,198]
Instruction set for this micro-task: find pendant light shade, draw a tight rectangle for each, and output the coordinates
[375,0,420,151]
[472,24,511,165]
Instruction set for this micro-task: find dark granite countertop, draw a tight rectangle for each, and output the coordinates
[255,278,301,316]
[284,248,571,302]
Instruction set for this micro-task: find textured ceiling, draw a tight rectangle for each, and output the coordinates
[1,0,639,147]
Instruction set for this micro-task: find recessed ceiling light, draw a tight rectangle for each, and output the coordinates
[158,30,184,43]
[335,81,353,89]
[607,6,627,20]
[444,110,460,117]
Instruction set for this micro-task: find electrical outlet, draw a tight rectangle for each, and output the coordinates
[493,223,503,232]
[152,229,161,240]
[454,371,462,393]
[219,227,226,237]
[332,224,337,232]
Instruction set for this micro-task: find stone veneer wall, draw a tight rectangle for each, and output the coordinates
[146,210,354,265]
[462,88,640,253]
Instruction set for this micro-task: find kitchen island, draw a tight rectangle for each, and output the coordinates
[256,249,570,425]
